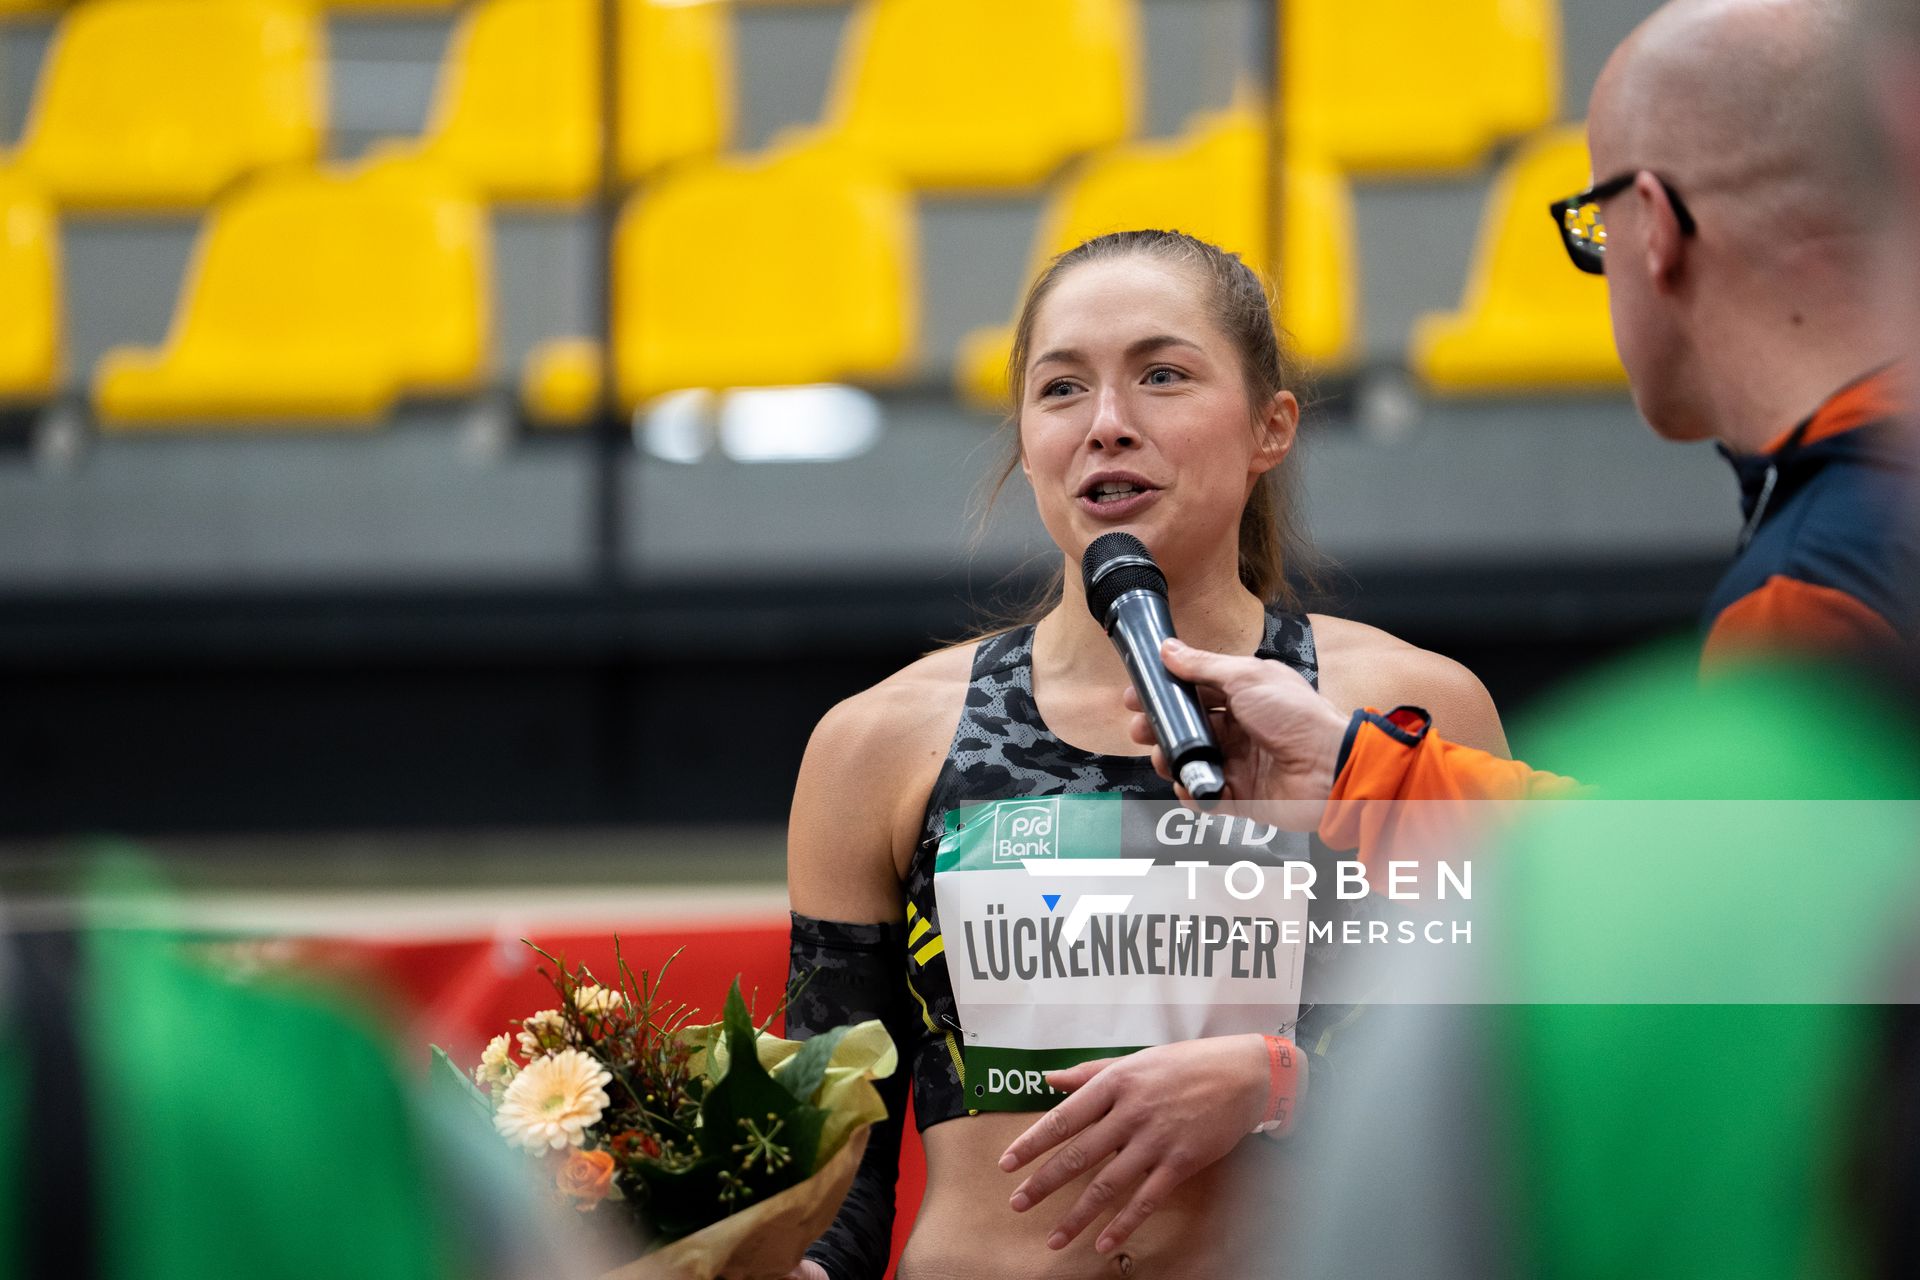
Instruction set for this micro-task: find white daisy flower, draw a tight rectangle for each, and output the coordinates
[516,1009,571,1058]
[473,1033,517,1093]
[492,1049,612,1151]
[573,984,627,1016]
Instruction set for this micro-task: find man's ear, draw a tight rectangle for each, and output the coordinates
[1253,390,1300,476]
[1634,170,1688,290]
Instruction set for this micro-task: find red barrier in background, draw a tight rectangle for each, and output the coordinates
[309,920,922,1277]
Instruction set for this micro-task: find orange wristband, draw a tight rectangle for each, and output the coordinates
[1253,1034,1300,1136]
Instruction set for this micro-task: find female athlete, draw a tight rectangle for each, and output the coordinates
[784,230,1508,1280]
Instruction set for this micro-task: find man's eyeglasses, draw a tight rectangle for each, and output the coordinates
[1548,171,1697,275]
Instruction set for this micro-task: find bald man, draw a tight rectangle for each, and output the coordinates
[1573,0,1918,667]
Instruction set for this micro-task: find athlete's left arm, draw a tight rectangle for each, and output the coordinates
[1382,650,1509,757]
[1311,615,1510,759]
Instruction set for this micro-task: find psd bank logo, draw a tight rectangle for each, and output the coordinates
[992,798,1058,863]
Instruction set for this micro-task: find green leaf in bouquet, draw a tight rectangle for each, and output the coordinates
[704,983,795,1114]
[695,981,833,1187]
[776,1024,852,1107]
[683,1014,897,1177]
[428,1044,492,1122]
[771,1098,828,1181]
[700,983,809,1151]
[631,1158,732,1241]
[616,987,899,1246]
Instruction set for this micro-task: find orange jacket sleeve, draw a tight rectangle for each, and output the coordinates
[1317,707,1581,859]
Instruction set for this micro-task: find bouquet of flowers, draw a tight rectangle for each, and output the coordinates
[433,941,893,1280]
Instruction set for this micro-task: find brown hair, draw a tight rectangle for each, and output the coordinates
[976,229,1318,625]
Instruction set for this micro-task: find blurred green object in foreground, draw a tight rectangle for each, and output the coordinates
[0,860,465,1280]
[1498,644,1919,1280]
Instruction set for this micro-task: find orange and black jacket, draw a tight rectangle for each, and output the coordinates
[1702,364,1919,669]
[1315,368,1917,849]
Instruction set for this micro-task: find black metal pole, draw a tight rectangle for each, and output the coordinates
[591,0,625,590]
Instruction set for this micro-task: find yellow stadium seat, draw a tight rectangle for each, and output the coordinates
[0,0,64,19]
[612,139,915,404]
[956,106,1355,407]
[521,336,603,427]
[1411,125,1625,394]
[1277,157,1356,371]
[0,177,61,401]
[1280,0,1559,175]
[95,163,490,426]
[370,0,731,202]
[4,0,323,211]
[1481,0,1561,138]
[618,0,733,182]
[325,0,454,9]
[819,0,1136,190]
[373,0,595,203]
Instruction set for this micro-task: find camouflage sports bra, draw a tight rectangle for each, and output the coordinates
[896,605,1319,1129]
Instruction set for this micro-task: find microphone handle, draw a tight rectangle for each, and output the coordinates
[1105,589,1225,801]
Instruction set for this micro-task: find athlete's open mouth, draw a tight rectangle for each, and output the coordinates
[1077,473,1160,505]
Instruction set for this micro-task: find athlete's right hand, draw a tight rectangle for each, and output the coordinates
[783,1262,830,1280]
[1125,637,1348,812]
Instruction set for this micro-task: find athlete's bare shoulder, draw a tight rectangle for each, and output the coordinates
[819,638,978,772]
[788,638,982,917]
[1308,614,1510,757]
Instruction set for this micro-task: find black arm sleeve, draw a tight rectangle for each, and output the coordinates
[786,912,917,1280]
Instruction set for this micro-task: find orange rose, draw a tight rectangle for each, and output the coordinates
[554,1148,617,1211]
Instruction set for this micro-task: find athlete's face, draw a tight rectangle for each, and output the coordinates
[1017,256,1295,575]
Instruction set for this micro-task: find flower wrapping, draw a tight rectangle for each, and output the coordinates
[602,1128,869,1280]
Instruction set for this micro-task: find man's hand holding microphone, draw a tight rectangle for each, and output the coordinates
[1123,635,1350,811]
[1081,531,1349,817]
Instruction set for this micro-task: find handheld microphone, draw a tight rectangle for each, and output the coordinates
[1080,532,1226,805]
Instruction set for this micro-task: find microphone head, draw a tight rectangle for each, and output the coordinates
[1082,531,1167,624]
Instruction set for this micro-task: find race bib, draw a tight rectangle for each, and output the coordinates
[932,793,1309,1112]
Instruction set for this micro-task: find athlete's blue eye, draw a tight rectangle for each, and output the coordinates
[1144,367,1184,386]
[1041,379,1078,398]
